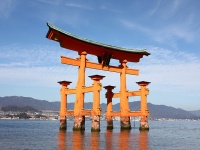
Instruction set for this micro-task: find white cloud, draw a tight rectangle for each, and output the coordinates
[149,0,162,16]
[132,47,200,90]
[120,19,198,46]
[0,45,78,86]
[1,45,199,92]
[119,0,200,46]
[37,0,61,5]
[158,25,194,43]
[120,20,152,34]
[0,0,15,18]
[65,2,93,10]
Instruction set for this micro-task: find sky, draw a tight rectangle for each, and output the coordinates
[0,0,200,111]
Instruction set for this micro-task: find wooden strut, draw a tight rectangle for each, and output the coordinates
[105,83,150,117]
[61,56,139,75]
[63,78,103,116]
[60,55,150,117]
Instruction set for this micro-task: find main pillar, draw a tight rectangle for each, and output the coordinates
[104,85,115,130]
[73,51,87,131]
[58,81,72,130]
[136,81,150,131]
[120,60,131,130]
[89,75,105,132]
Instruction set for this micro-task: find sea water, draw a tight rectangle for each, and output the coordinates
[0,120,199,150]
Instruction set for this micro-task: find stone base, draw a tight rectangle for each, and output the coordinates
[139,116,149,131]
[91,115,100,132]
[73,116,85,131]
[106,116,113,130]
[120,116,131,130]
[59,118,66,130]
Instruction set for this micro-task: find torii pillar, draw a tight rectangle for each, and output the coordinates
[120,59,131,130]
[89,75,105,132]
[104,85,115,130]
[58,81,72,130]
[73,51,87,131]
[137,81,150,131]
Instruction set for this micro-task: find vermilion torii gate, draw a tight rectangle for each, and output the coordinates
[46,23,151,131]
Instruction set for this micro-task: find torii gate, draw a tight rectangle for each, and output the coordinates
[46,23,151,131]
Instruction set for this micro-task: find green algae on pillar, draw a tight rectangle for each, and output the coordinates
[106,116,113,130]
[59,117,67,130]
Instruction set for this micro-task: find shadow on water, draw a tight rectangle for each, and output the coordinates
[58,130,149,150]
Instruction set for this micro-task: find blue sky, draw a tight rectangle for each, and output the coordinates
[0,0,200,111]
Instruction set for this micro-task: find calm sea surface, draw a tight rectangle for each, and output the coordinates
[0,120,199,150]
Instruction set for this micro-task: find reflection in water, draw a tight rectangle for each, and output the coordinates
[139,131,149,150]
[106,130,149,150]
[105,130,113,149]
[73,131,84,150]
[58,131,66,150]
[58,130,149,150]
[119,130,131,150]
[91,132,100,149]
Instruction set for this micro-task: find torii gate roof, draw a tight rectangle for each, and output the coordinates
[46,23,150,62]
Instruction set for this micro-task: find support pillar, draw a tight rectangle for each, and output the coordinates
[136,81,150,131]
[73,51,87,131]
[104,85,115,130]
[120,60,131,130]
[58,81,72,130]
[89,75,105,132]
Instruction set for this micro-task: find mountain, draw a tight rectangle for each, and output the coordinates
[1,105,39,112]
[0,96,105,112]
[0,96,60,111]
[147,103,199,119]
[189,110,200,117]
[110,102,199,119]
[0,96,199,119]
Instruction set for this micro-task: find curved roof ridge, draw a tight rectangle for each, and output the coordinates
[47,23,149,55]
